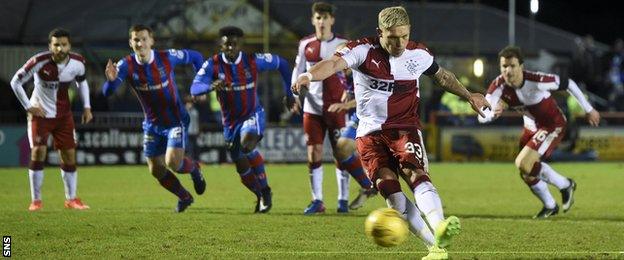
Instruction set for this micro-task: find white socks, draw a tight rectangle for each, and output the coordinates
[386,192,435,247]
[539,162,571,190]
[530,180,557,209]
[61,170,77,200]
[28,170,44,201]
[310,165,323,201]
[336,168,350,201]
[413,181,444,231]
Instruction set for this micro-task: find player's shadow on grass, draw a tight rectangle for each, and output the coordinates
[189,207,370,217]
[459,213,624,223]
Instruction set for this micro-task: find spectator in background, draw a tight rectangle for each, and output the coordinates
[439,92,477,126]
[549,93,599,162]
[571,35,608,110]
[208,91,222,126]
[439,76,479,126]
[602,38,624,110]
[185,96,200,160]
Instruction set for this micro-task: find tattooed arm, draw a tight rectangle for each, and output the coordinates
[430,67,491,117]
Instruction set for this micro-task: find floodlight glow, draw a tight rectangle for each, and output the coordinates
[530,0,539,14]
[473,58,484,78]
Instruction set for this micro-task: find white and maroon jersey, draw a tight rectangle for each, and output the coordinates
[480,70,568,129]
[10,51,90,118]
[292,34,348,115]
[335,37,438,137]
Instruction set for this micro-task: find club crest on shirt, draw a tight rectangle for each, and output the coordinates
[405,59,419,75]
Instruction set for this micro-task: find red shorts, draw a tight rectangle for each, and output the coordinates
[28,114,76,150]
[356,129,428,181]
[303,112,345,147]
[519,126,565,158]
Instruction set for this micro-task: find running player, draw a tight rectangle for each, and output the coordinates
[103,24,206,213]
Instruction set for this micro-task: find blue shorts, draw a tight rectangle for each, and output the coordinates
[340,113,359,140]
[223,108,265,161]
[142,121,189,157]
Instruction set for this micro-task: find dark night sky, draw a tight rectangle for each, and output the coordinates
[478,0,624,46]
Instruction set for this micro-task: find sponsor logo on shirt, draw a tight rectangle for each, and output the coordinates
[223,82,255,92]
[42,81,59,90]
[137,80,169,91]
[368,79,394,92]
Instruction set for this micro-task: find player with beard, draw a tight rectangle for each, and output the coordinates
[11,28,93,211]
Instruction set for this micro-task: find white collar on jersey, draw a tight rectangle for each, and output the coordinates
[134,50,155,65]
[221,51,242,64]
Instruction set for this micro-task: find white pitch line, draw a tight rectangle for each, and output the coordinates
[222,251,623,254]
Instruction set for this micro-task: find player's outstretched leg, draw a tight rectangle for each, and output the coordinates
[381,178,449,260]
[157,171,194,212]
[175,157,206,195]
[533,204,559,219]
[247,150,272,213]
[523,168,559,219]
[560,178,576,213]
[537,162,576,212]
[410,175,461,249]
[238,168,261,196]
[421,245,448,260]
[338,153,377,210]
[434,216,461,249]
[350,187,378,210]
[517,151,560,218]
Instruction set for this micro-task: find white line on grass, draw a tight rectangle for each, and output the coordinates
[225,251,623,255]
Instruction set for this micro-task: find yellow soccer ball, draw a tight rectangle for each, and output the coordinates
[364,208,409,247]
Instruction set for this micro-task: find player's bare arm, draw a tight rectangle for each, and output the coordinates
[82,108,93,124]
[328,98,356,113]
[493,100,507,118]
[587,110,600,126]
[211,79,226,91]
[431,67,490,117]
[292,55,348,95]
[27,106,45,117]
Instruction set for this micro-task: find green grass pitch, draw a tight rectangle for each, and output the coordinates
[1,162,623,259]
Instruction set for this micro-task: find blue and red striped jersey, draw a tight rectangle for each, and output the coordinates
[103,49,203,127]
[191,51,293,129]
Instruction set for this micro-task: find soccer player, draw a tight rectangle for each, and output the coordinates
[292,1,373,214]
[190,26,296,213]
[328,97,378,210]
[478,46,600,218]
[10,28,92,211]
[293,6,490,259]
[102,24,206,213]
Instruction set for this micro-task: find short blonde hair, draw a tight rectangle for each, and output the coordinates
[378,6,410,30]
